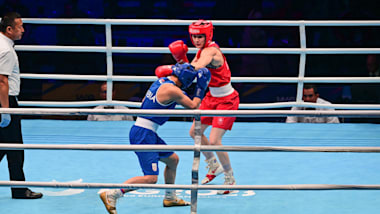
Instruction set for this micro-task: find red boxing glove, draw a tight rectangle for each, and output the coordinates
[155,65,173,78]
[168,40,189,63]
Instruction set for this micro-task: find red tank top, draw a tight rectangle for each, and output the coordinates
[195,42,231,87]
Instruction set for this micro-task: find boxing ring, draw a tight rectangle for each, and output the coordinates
[1,19,380,214]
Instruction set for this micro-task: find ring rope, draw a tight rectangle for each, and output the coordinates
[19,73,380,83]
[1,181,380,190]
[15,45,380,54]
[1,108,380,116]
[1,144,380,153]
[21,18,380,26]
[17,101,380,109]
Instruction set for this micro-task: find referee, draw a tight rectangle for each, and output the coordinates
[0,12,42,199]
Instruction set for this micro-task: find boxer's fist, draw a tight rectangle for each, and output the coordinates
[169,40,189,63]
[155,65,173,78]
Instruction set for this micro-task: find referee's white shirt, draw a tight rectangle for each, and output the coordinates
[0,33,20,96]
[286,97,340,123]
[87,105,134,121]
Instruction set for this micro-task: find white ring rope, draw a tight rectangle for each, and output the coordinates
[1,181,380,191]
[20,18,380,26]
[16,45,380,54]
[1,108,380,117]
[1,144,380,153]
[16,101,380,109]
[20,74,380,83]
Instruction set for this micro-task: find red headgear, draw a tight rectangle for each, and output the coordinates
[189,20,213,48]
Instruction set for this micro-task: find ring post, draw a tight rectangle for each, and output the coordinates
[105,23,113,102]
[191,113,201,214]
[296,21,307,103]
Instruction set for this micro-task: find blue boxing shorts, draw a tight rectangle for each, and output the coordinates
[129,125,174,175]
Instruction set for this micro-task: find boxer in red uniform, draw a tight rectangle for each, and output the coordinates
[156,20,239,194]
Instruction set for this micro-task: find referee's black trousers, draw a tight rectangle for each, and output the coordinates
[0,96,28,196]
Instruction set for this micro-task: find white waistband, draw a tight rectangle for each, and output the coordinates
[209,82,234,97]
[135,117,159,132]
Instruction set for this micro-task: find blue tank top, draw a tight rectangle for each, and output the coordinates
[141,77,177,125]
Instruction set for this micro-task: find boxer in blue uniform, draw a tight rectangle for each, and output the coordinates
[100,63,211,214]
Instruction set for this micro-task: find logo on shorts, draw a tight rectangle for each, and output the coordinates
[218,118,224,125]
[152,163,157,172]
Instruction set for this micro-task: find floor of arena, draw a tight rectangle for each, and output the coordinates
[1,119,380,214]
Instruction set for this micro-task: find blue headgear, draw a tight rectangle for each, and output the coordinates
[171,63,197,89]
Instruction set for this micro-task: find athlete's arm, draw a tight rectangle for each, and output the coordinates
[191,47,223,70]
[157,83,201,109]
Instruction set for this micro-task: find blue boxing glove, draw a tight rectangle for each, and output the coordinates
[194,68,211,99]
[173,62,193,71]
[0,113,11,128]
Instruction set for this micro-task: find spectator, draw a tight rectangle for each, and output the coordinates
[350,54,380,124]
[367,54,380,77]
[87,82,134,121]
[286,84,340,123]
[351,55,380,104]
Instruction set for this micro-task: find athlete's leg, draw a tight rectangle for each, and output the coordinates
[190,122,224,184]
[101,125,160,213]
[160,153,190,207]
[208,127,231,172]
[208,127,236,194]
[160,153,179,185]
[189,122,214,159]
[100,174,159,214]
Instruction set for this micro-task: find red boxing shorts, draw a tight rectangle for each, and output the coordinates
[199,90,239,130]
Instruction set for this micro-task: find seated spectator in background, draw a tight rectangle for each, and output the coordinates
[351,54,380,104]
[286,84,340,123]
[367,54,379,77]
[87,82,134,121]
